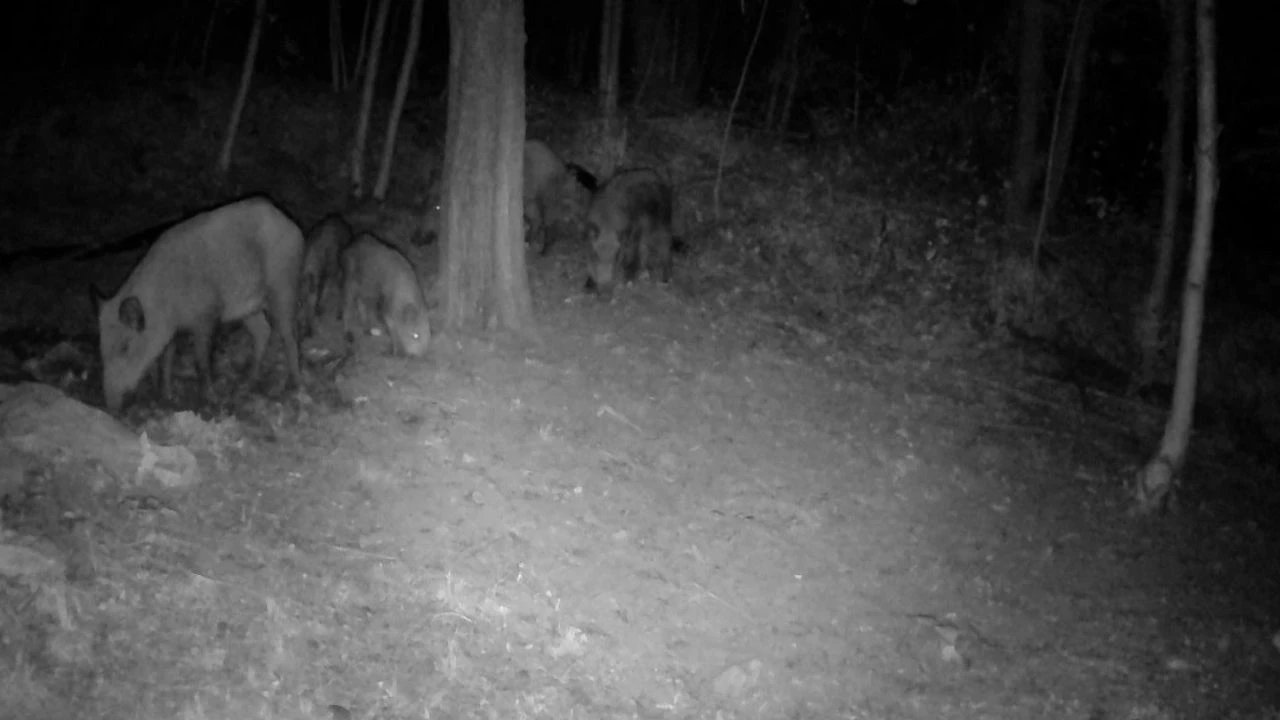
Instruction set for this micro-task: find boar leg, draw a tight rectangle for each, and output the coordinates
[241,311,272,390]
[297,275,317,339]
[266,293,301,390]
[189,318,219,404]
[159,339,179,403]
[341,278,361,354]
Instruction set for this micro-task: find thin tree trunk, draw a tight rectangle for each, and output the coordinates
[675,0,702,101]
[669,10,679,84]
[440,0,534,335]
[690,0,724,105]
[597,0,627,170]
[62,0,89,70]
[851,0,877,139]
[374,0,424,201]
[632,0,672,109]
[714,0,769,219]
[1135,0,1189,391]
[1133,0,1217,515]
[599,0,623,119]
[330,0,338,91]
[352,0,375,89]
[1038,0,1099,241]
[779,55,801,132]
[216,0,267,175]
[765,71,781,129]
[1007,0,1046,227]
[566,27,588,88]
[773,0,805,131]
[337,0,349,88]
[329,0,345,92]
[350,0,392,198]
[199,1,221,76]
[764,3,788,129]
[167,0,192,72]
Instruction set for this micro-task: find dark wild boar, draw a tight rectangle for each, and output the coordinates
[583,168,675,296]
[524,140,597,255]
[298,213,354,338]
[339,233,431,357]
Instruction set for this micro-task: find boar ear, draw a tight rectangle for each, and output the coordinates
[118,296,146,332]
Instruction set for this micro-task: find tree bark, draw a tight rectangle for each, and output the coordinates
[1135,0,1189,391]
[374,0,425,201]
[1133,0,1217,515]
[216,0,267,175]
[350,0,392,198]
[599,0,623,119]
[1007,0,1046,228]
[440,0,534,335]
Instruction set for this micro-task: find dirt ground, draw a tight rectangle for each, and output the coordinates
[2,91,1279,719]
[1,233,1276,720]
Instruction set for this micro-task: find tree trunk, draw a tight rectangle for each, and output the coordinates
[199,0,221,76]
[851,0,878,140]
[350,0,392,198]
[1038,0,1099,239]
[1135,0,1189,391]
[374,0,424,201]
[674,0,704,101]
[691,0,725,106]
[329,0,347,92]
[1132,0,1217,515]
[631,0,672,108]
[62,0,89,70]
[668,9,680,85]
[566,26,589,88]
[714,0,769,218]
[167,0,192,73]
[1007,0,1046,228]
[779,55,801,133]
[216,0,267,175]
[771,0,805,131]
[440,0,534,335]
[765,70,781,130]
[764,3,787,129]
[597,0,627,168]
[599,0,623,119]
[352,0,374,85]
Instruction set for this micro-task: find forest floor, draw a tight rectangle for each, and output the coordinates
[1,80,1278,720]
